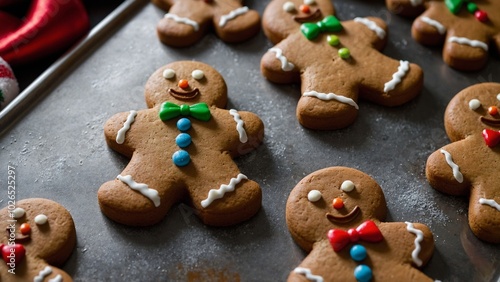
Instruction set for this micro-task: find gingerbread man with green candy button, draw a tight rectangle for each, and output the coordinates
[152,0,260,47]
[98,61,264,227]
[261,5,423,130]
[386,0,500,71]
[286,167,435,282]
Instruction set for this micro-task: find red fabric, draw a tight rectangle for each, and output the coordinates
[0,0,89,65]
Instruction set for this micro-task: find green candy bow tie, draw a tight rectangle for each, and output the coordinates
[159,102,211,121]
[301,15,343,40]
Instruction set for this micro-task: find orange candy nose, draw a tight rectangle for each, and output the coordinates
[20,223,31,235]
[488,106,498,116]
[300,4,311,13]
[178,79,189,89]
[332,197,344,209]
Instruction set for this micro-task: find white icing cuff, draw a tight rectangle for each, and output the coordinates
[34,266,53,282]
[479,198,500,211]
[405,221,424,267]
[384,60,410,93]
[303,91,359,109]
[229,109,248,143]
[116,110,137,144]
[293,267,324,282]
[201,174,248,208]
[164,13,199,31]
[448,36,488,51]
[268,48,295,72]
[117,175,161,207]
[421,17,446,35]
[410,0,423,6]
[354,17,386,39]
[439,149,463,183]
[219,6,249,27]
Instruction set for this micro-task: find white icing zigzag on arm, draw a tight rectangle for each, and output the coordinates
[479,198,500,211]
[49,275,63,282]
[439,149,464,183]
[269,48,295,71]
[229,109,248,143]
[201,174,248,208]
[116,110,137,144]
[421,17,446,35]
[303,91,359,109]
[384,60,410,92]
[293,267,324,282]
[164,13,199,31]
[354,17,386,39]
[34,266,52,282]
[405,222,424,267]
[219,7,249,27]
[117,175,161,207]
[448,36,488,51]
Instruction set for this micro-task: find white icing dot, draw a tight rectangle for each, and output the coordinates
[497,93,500,101]
[469,99,481,110]
[307,190,322,202]
[191,69,204,80]
[283,1,296,12]
[163,69,175,79]
[304,0,316,4]
[11,208,25,219]
[34,214,48,225]
[341,180,355,192]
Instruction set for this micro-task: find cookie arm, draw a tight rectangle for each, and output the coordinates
[104,110,140,158]
[261,45,300,84]
[425,144,470,196]
[386,0,426,17]
[213,7,260,43]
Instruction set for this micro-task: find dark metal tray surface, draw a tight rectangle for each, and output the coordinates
[1,0,499,281]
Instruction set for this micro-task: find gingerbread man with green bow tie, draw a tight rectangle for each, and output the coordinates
[98,61,264,227]
[261,9,423,130]
[386,0,500,71]
[153,0,260,47]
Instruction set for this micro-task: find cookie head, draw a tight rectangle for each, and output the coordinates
[0,198,76,266]
[263,0,335,44]
[445,83,500,141]
[286,167,387,250]
[144,61,228,108]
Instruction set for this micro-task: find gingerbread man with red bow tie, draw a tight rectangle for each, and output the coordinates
[152,0,260,47]
[0,198,76,281]
[286,167,435,282]
[426,83,500,243]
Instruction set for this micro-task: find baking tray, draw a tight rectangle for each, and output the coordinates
[1,0,499,281]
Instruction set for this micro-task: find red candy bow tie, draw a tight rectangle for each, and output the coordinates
[0,0,89,66]
[328,220,383,252]
[483,129,500,147]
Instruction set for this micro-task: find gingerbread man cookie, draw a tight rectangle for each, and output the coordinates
[262,0,335,44]
[389,0,500,71]
[426,83,500,243]
[153,0,260,47]
[261,10,423,130]
[385,0,426,17]
[98,61,264,227]
[0,198,76,281]
[286,167,435,281]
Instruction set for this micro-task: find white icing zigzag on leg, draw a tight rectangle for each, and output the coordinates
[293,267,324,282]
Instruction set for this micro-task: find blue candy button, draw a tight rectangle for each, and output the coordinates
[350,244,367,262]
[172,150,190,167]
[177,118,191,131]
[175,133,192,148]
[354,264,372,282]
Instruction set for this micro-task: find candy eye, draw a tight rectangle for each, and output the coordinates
[191,69,204,80]
[497,93,500,102]
[34,214,48,225]
[341,180,355,192]
[283,1,296,12]
[469,99,481,110]
[304,0,316,4]
[307,190,322,202]
[11,208,25,219]
[163,68,176,79]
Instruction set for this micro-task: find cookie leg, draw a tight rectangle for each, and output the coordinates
[386,0,425,17]
[98,158,182,226]
[213,9,260,43]
[187,156,262,226]
[468,189,500,243]
[443,32,489,71]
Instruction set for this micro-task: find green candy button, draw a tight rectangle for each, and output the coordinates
[467,2,478,13]
[327,35,340,46]
[338,48,350,59]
